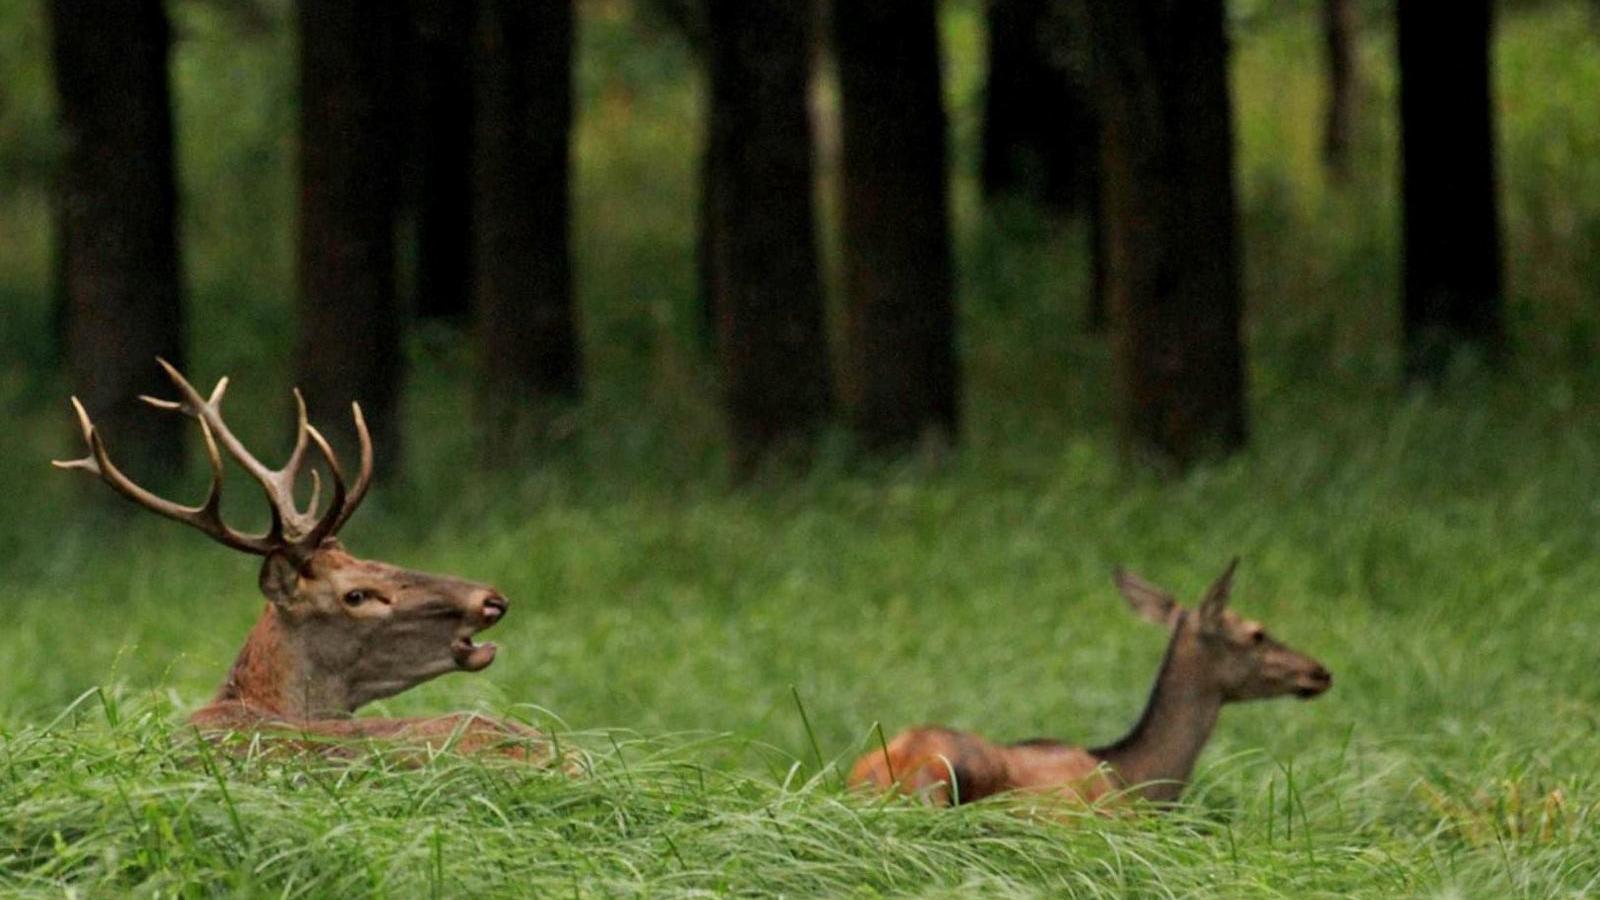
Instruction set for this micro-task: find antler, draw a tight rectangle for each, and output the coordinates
[52,359,374,560]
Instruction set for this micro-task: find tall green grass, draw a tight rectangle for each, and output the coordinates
[3,1,1600,895]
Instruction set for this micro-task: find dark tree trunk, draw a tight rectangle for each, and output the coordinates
[1397,0,1504,382]
[407,0,474,321]
[473,0,579,428]
[297,1,405,465]
[704,0,833,474]
[981,0,1095,215]
[1089,0,1247,470]
[834,0,958,450]
[48,0,186,481]
[696,0,828,363]
[696,142,719,357]
[1085,156,1108,333]
[1322,0,1358,178]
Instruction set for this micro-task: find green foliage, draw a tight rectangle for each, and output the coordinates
[6,695,1597,896]
[4,1,1600,895]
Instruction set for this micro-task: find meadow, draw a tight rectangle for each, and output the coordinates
[2,1,1600,895]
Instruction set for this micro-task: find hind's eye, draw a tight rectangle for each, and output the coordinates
[343,590,367,607]
[1251,630,1266,645]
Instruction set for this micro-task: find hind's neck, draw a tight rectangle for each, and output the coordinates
[1090,619,1223,802]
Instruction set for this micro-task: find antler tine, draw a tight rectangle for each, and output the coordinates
[295,402,374,550]
[281,389,316,523]
[59,362,376,559]
[150,358,336,544]
[193,418,227,515]
[51,397,105,478]
[51,397,275,555]
[138,395,182,412]
[299,423,349,551]
[334,402,375,534]
[154,358,274,482]
[304,468,323,523]
[58,395,95,453]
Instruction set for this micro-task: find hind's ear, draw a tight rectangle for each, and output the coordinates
[1198,557,1240,632]
[1113,567,1182,628]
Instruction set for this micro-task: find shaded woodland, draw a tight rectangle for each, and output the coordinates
[42,0,1527,478]
[8,5,1600,893]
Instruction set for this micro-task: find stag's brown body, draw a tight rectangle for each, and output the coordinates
[850,561,1332,806]
[57,360,547,761]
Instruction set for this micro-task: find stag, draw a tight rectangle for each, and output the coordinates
[55,360,544,759]
[849,560,1332,806]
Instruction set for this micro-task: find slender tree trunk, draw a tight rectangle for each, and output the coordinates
[704,0,833,474]
[834,0,958,450]
[297,1,405,464]
[1397,0,1504,382]
[1089,0,1247,470]
[1085,157,1108,333]
[981,0,1095,215]
[473,0,579,430]
[1083,17,1109,336]
[407,0,474,321]
[1322,0,1358,178]
[48,0,186,481]
[696,143,719,357]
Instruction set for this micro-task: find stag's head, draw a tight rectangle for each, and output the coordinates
[54,360,509,715]
[1114,559,1332,704]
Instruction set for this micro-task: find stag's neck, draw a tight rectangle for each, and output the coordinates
[1090,629,1223,803]
[207,604,353,722]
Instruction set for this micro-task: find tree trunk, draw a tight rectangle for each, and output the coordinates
[1397,0,1504,382]
[473,0,579,430]
[407,0,474,321]
[704,0,833,474]
[297,1,405,465]
[1322,0,1358,178]
[981,0,1095,215]
[1089,0,1247,470]
[696,141,719,357]
[49,0,186,481]
[1085,156,1108,333]
[834,0,958,450]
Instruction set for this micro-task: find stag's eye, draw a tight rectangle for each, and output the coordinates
[1251,630,1267,645]
[342,590,368,607]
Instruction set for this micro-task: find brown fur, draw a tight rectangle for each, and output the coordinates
[57,365,563,767]
[190,595,557,764]
[211,607,289,712]
[179,541,564,766]
[849,727,1111,805]
[849,560,1331,807]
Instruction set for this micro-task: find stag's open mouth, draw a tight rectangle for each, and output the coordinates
[452,635,499,671]
[451,594,506,672]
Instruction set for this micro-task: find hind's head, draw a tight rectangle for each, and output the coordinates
[1114,559,1332,703]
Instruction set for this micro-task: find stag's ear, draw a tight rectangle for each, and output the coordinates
[1114,567,1182,628]
[1198,557,1240,633]
[258,551,302,605]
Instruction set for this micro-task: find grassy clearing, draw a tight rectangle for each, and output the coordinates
[7,378,1600,894]
[4,1,1600,896]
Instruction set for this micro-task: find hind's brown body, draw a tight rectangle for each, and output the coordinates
[849,561,1332,806]
[849,727,1112,805]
